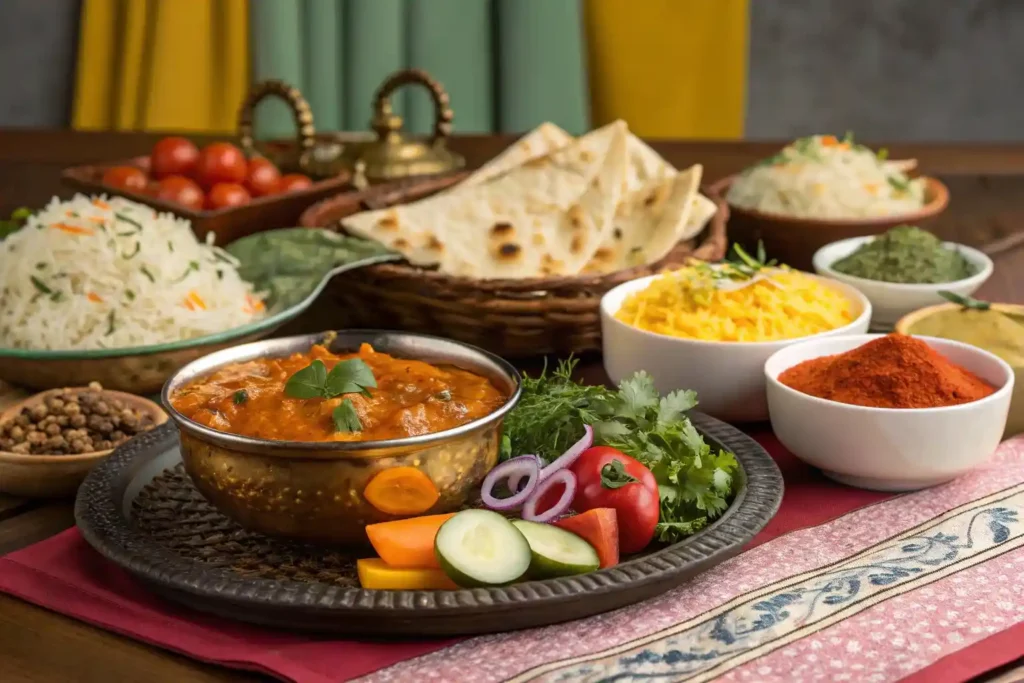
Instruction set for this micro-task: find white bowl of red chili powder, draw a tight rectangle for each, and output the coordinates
[765,333,1014,491]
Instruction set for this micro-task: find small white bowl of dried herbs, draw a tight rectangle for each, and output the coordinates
[813,226,992,329]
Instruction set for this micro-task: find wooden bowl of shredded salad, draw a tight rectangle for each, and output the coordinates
[599,266,871,422]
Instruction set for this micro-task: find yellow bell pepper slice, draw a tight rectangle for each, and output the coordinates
[357,558,458,591]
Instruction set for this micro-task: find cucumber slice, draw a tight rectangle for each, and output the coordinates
[511,520,600,579]
[434,509,531,587]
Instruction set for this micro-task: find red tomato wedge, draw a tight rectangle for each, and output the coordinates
[553,508,620,569]
[364,513,456,569]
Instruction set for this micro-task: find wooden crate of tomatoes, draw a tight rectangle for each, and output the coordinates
[62,136,352,244]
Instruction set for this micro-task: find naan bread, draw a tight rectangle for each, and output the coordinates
[584,165,703,274]
[441,126,628,279]
[342,121,629,278]
[341,119,719,279]
[462,122,572,187]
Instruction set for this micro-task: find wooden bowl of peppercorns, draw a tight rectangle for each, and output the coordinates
[0,383,167,497]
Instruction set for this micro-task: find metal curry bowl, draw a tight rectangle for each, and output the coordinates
[161,330,521,544]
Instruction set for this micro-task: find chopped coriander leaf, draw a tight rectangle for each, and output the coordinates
[323,358,377,397]
[887,176,910,193]
[171,260,200,283]
[284,360,329,399]
[115,213,143,230]
[29,275,52,294]
[333,399,362,432]
[284,358,377,400]
[125,289,136,301]
[105,310,116,336]
[233,390,248,405]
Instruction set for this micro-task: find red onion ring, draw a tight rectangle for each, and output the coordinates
[540,424,593,481]
[480,455,541,511]
[507,454,541,493]
[522,469,577,523]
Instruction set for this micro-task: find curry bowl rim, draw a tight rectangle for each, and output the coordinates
[811,235,994,292]
[764,333,1015,414]
[160,329,523,456]
[600,270,872,348]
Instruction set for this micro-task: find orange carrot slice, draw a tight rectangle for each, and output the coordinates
[86,292,103,303]
[365,513,455,569]
[51,223,95,236]
[363,466,440,516]
[187,290,207,310]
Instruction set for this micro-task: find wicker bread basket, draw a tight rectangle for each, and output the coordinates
[299,172,729,358]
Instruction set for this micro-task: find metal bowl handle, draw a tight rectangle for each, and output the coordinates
[237,80,316,170]
[370,69,453,146]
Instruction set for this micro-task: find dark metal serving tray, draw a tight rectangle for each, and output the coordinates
[75,415,783,637]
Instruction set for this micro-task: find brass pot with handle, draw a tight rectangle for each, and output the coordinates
[347,68,466,184]
[237,79,354,179]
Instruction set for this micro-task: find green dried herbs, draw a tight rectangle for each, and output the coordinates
[830,225,976,284]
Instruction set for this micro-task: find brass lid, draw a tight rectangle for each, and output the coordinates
[351,69,465,183]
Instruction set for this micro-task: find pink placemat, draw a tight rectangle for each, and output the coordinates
[2,433,1021,682]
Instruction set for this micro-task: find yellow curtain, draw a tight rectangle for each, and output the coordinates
[585,0,748,139]
[73,0,249,133]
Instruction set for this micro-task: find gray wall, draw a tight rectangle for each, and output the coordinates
[746,0,1024,141]
[0,0,80,127]
[1,0,1022,141]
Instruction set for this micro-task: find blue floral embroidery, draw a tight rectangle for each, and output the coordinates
[541,500,1023,683]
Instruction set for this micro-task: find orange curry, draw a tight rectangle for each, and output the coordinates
[171,343,507,442]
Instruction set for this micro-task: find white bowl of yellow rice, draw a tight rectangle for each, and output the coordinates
[600,267,871,422]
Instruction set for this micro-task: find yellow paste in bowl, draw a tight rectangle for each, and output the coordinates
[615,267,856,342]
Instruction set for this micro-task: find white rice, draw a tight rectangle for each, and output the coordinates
[0,194,266,351]
[726,135,927,219]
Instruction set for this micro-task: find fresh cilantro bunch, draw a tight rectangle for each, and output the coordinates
[501,360,739,544]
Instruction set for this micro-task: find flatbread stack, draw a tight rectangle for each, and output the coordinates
[342,120,718,280]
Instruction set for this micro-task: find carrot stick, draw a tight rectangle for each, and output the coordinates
[51,223,95,236]
[365,513,456,569]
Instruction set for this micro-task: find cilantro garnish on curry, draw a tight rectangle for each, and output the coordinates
[170,343,506,442]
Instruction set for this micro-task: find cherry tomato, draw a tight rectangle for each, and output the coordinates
[154,175,205,211]
[150,137,200,179]
[194,142,247,189]
[206,182,251,210]
[101,165,148,192]
[244,157,282,197]
[537,446,659,554]
[278,173,313,193]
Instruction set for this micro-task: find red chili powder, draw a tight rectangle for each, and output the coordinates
[778,333,997,409]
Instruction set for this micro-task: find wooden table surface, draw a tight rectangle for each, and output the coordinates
[1,130,1024,683]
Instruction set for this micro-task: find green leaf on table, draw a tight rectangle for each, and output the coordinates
[333,399,362,432]
[225,228,398,312]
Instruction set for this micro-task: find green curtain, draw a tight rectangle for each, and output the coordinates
[248,0,589,138]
